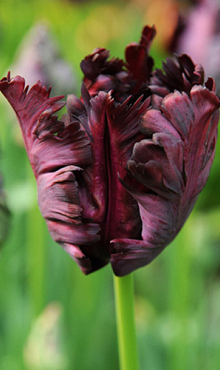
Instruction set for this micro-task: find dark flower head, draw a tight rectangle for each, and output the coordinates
[81,25,156,103]
[0,26,219,276]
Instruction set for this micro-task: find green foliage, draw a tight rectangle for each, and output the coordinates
[0,1,219,369]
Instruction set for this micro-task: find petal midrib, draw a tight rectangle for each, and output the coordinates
[102,112,118,245]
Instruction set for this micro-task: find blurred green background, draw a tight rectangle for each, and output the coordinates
[0,0,220,369]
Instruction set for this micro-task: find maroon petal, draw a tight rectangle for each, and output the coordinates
[80,48,125,100]
[80,48,124,81]
[0,74,105,274]
[0,73,92,177]
[125,25,156,92]
[127,133,184,197]
[149,54,204,101]
[61,90,150,272]
[111,239,164,276]
[73,90,150,248]
[114,83,219,275]
[80,26,156,103]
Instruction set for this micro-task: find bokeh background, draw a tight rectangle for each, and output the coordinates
[0,0,220,369]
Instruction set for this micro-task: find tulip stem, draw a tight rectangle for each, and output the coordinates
[114,273,139,370]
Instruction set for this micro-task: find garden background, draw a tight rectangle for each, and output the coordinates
[0,1,220,369]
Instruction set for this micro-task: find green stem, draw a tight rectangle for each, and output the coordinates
[114,273,139,370]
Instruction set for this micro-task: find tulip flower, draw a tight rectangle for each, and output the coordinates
[1,25,219,370]
[0,25,219,278]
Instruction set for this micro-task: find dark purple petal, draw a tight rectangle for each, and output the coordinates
[80,48,126,100]
[113,83,219,275]
[149,54,204,103]
[73,90,150,252]
[0,74,105,274]
[60,91,150,273]
[127,133,184,197]
[125,25,156,93]
[111,239,164,276]
[81,25,155,103]
[0,73,92,177]
[80,48,124,81]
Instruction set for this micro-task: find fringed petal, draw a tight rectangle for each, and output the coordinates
[149,54,205,101]
[0,74,92,178]
[114,84,219,275]
[72,90,150,250]
[0,75,109,274]
[80,26,155,103]
[125,25,156,92]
